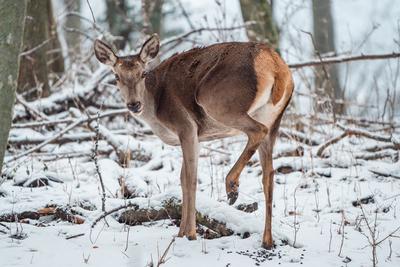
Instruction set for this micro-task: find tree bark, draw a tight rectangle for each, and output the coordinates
[18,0,51,99]
[105,0,134,49]
[0,0,26,174]
[63,0,81,61]
[17,0,64,98]
[239,0,279,49]
[47,0,65,74]
[142,0,164,36]
[312,0,343,114]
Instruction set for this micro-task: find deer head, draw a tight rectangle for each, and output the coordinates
[94,34,160,114]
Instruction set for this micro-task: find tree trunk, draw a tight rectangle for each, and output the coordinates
[142,0,164,37]
[105,0,134,49]
[312,0,343,114]
[239,0,279,49]
[18,0,51,98]
[63,0,81,62]
[0,0,26,173]
[46,0,64,75]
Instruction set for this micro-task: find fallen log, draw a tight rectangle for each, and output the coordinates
[119,199,234,238]
[0,206,85,224]
[93,198,234,239]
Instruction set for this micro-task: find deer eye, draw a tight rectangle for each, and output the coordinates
[114,74,120,81]
[141,71,147,79]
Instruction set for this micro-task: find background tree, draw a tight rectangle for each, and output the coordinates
[64,0,81,62]
[239,0,279,50]
[105,0,134,49]
[142,0,164,37]
[312,0,343,114]
[0,0,26,172]
[18,0,64,99]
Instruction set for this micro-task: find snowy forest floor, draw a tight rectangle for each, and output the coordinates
[1,112,400,267]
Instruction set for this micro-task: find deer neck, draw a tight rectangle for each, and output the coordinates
[140,69,161,120]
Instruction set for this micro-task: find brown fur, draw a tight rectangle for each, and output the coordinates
[94,36,294,249]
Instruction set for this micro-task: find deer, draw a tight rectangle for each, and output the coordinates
[94,34,294,249]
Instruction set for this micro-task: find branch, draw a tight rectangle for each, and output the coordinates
[289,52,400,69]
[316,123,398,157]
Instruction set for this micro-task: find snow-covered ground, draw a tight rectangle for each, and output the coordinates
[1,124,400,266]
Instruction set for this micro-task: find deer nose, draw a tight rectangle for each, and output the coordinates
[127,101,142,113]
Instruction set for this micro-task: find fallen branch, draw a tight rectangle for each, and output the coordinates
[92,198,234,239]
[317,123,398,157]
[369,169,400,179]
[355,150,398,161]
[289,52,400,69]
[0,206,84,224]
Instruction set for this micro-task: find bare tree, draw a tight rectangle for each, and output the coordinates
[312,0,343,114]
[142,0,164,37]
[0,0,27,172]
[105,0,134,49]
[239,0,279,49]
[64,0,81,60]
[18,0,64,99]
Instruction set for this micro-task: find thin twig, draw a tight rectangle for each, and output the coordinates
[157,237,176,267]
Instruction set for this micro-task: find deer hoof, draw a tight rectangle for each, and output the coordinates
[187,234,197,240]
[177,230,185,238]
[262,241,274,250]
[227,191,238,205]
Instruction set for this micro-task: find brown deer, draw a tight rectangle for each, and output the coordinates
[94,34,293,249]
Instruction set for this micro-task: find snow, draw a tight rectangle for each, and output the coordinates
[1,129,400,266]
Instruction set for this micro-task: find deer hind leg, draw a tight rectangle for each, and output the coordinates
[225,115,268,205]
[258,114,282,249]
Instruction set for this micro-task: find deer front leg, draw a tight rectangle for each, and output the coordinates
[226,117,268,205]
[179,127,199,240]
[178,162,188,237]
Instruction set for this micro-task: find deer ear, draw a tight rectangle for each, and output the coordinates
[94,39,117,66]
[139,34,160,62]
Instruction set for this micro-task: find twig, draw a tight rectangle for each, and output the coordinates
[85,0,96,23]
[157,237,175,267]
[66,233,85,240]
[91,203,137,229]
[92,112,107,214]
